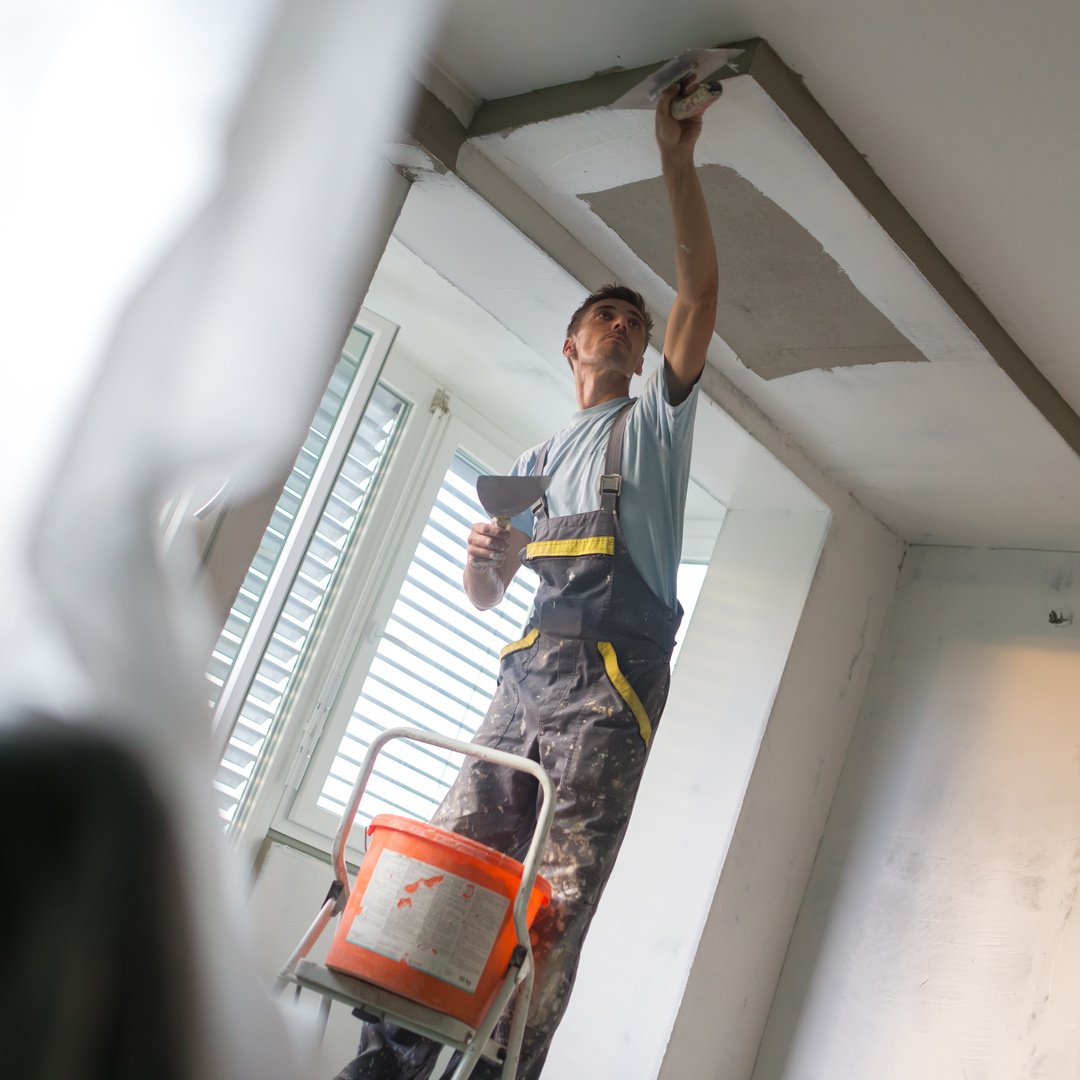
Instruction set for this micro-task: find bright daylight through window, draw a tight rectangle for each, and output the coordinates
[316,451,538,829]
[207,314,711,846]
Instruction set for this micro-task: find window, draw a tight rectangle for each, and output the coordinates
[279,397,527,853]
[208,314,399,833]
[206,336,372,712]
[212,321,722,857]
[315,451,538,830]
[673,561,709,665]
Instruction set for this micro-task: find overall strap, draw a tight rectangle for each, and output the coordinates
[533,438,553,476]
[531,436,555,521]
[600,400,636,512]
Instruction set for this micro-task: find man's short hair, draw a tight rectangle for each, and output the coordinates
[566,284,654,344]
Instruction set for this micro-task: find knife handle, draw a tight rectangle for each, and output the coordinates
[671,80,723,119]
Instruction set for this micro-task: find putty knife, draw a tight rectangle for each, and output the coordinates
[476,475,551,527]
[609,46,743,111]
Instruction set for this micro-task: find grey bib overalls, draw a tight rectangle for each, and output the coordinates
[342,401,681,1080]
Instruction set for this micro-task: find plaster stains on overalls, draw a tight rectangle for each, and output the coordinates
[427,401,682,1080]
[338,403,683,1080]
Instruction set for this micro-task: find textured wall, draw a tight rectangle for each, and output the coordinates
[755,546,1080,1080]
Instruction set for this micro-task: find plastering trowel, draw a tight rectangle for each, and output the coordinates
[476,475,551,528]
[610,45,743,117]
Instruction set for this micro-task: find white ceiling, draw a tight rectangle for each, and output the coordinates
[426,0,1080,408]
[401,0,1080,550]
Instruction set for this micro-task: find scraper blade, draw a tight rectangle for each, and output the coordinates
[476,475,551,526]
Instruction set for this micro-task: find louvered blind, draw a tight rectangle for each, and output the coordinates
[317,451,538,829]
[212,380,407,826]
[207,332,372,709]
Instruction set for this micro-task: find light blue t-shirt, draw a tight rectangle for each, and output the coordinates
[509,367,699,610]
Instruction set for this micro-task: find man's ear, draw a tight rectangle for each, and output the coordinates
[635,354,645,376]
[562,337,576,366]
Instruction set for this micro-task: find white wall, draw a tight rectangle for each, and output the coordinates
[544,507,830,1078]
[754,545,1080,1080]
[658,489,904,1080]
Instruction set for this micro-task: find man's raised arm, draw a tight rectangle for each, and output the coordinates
[656,82,720,406]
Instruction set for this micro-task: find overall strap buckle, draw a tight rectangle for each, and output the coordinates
[600,473,621,511]
[600,400,634,512]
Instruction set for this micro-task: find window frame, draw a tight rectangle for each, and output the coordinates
[267,393,524,855]
[229,355,528,858]
[209,311,398,773]
[221,334,723,862]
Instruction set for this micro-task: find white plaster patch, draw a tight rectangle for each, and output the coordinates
[472,77,991,370]
[465,79,1080,547]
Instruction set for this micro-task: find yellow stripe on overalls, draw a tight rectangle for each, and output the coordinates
[597,641,652,745]
[500,627,539,659]
[525,536,615,559]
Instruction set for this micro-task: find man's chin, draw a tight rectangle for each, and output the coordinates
[577,347,636,375]
[596,346,632,366]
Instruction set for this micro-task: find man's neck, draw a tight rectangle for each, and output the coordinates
[575,372,632,410]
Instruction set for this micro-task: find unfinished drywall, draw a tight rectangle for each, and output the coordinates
[753,546,1080,1080]
[584,165,928,379]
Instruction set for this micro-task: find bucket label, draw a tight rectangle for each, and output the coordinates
[346,849,510,992]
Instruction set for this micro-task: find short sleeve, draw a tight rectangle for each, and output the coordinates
[632,362,700,449]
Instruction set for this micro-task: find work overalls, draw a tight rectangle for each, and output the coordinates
[341,401,681,1080]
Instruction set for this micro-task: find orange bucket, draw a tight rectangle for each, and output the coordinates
[326,814,551,1027]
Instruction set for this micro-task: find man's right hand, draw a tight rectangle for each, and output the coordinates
[655,77,720,407]
[463,522,528,610]
[467,520,511,567]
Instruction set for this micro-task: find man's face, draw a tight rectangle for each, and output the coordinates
[562,299,648,376]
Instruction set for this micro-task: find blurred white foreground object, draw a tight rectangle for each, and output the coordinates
[0,1,444,1077]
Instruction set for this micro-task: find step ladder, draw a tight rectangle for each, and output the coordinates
[275,727,554,1080]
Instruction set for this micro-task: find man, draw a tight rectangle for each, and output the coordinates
[339,78,718,1080]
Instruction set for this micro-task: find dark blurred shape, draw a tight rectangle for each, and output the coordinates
[0,716,196,1080]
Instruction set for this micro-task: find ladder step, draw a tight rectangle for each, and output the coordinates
[289,960,504,1063]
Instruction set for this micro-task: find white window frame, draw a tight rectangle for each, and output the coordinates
[209,311,397,767]
[221,332,723,861]
[280,422,525,854]
[231,355,528,858]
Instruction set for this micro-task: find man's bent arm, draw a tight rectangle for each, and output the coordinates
[656,83,720,406]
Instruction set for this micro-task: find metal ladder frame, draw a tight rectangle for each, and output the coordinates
[276,726,555,1079]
